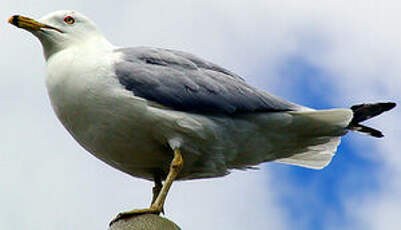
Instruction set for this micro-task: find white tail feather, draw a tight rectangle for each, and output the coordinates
[273,109,353,169]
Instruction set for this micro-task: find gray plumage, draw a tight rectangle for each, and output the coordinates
[114,47,303,114]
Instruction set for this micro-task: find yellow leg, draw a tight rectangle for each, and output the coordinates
[110,148,184,226]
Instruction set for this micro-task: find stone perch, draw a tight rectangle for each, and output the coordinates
[109,214,181,230]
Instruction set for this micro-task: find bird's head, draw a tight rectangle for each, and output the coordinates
[9,10,110,60]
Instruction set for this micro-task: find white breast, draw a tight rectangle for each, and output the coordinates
[45,46,174,179]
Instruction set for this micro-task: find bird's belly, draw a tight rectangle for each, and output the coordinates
[60,100,173,180]
[76,118,172,180]
[47,81,174,180]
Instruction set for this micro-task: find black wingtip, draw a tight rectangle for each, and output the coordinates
[350,102,396,112]
[350,101,397,124]
[382,102,396,111]
[348,101,396,138]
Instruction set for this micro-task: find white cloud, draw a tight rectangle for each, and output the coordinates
[1,0,400,229]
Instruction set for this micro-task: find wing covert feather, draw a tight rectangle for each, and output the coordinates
[114,47,302,114]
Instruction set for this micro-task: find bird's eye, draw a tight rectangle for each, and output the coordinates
[64,16,75,24]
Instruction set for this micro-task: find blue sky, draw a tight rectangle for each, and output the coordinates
[1,1,400,230]
[269,56,382,230]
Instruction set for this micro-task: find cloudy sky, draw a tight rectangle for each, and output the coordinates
[1,1,400,229]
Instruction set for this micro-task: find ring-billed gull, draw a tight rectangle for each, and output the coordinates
[8,10,396,224]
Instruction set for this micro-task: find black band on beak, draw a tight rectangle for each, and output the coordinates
[11,15,20,26]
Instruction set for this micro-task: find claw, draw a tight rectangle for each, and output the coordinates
[110,148,183,227]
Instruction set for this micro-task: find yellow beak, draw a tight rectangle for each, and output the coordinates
[8,15,63,33]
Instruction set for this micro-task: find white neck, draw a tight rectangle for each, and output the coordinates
[41,33,114,61]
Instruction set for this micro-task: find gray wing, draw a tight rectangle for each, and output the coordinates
[114,47,302,114]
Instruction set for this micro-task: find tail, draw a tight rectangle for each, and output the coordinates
[347,102,396,137]
[274,108,353,169]
[273,102,396,169]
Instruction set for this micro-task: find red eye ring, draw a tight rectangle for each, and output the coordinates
[64,16,75,24]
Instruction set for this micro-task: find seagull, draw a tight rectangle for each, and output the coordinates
[8,10,396,224]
